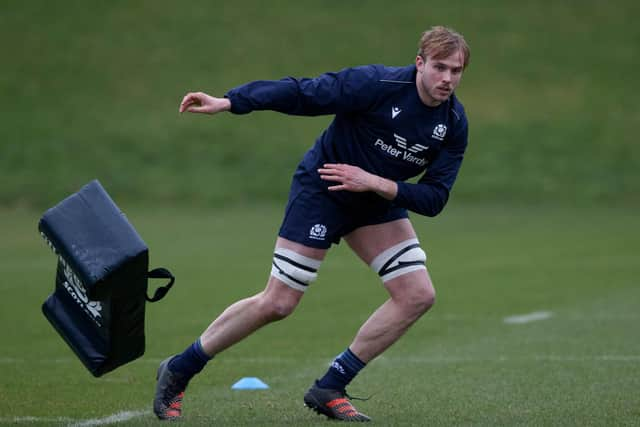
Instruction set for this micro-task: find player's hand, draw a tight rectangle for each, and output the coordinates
[318,163,376,192]
[179,92,231,114]
[318,163,398,199]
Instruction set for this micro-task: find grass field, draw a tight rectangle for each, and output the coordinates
[1,202,638,426]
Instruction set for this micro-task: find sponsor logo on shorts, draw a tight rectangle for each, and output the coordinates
[309,224,327,240]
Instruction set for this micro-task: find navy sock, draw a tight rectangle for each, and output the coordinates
[317,348,366,391]
[168,338,213,383]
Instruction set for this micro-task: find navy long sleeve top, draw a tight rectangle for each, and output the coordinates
[225,64,468,217]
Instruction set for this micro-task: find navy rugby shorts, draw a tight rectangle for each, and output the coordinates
[278,169,409,249]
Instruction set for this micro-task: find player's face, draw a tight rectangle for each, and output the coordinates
[415,50,465,107]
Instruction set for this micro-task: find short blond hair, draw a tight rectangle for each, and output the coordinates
[418,26,470,69]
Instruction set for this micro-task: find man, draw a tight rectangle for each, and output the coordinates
[154,26,470,422]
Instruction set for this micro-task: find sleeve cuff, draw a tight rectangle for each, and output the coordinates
[224,91,250,115]
[394,181,408,205]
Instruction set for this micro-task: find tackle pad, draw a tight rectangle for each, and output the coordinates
[39,180,175,377]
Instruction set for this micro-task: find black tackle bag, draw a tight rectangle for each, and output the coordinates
[39,179,175,377]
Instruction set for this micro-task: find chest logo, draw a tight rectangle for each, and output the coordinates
[395,134,429,154]
[373,134,429,167]
[391,106,402,119]
[432,124,447,141]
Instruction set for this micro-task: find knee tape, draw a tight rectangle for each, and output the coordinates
[369,238,427,282]
[270,248,322,292]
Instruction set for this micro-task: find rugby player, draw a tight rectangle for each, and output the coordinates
[154,26,470,422]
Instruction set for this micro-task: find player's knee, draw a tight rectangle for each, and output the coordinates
[385,275,435,318]
[262,297,298,321]
[270,247,322,292]
[258,285,300,321]
[413,281,436,314]
[371,238,434,317]
[271,302,296,320]
[398,281,435,319]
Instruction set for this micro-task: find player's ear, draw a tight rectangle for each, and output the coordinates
[415,55,425,73]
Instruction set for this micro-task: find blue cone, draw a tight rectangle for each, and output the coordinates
[231,377,270,390]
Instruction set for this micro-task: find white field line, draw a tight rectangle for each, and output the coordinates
[68,410,149,427]
[503,311,553,324]
[0,410,149,426]
[436,313,639,321]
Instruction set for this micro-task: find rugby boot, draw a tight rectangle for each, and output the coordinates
[304,382,371,422]
[153,356,187,420]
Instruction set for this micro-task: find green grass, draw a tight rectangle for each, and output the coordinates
[1,202,638,425]
[1,1,639,207]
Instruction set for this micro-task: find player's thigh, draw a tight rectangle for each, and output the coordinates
[274,237,327,260]
[344,218,418,264]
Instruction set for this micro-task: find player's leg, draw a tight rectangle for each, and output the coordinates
[305,219,432,422]
[154,237,326,420]
[345,218,434,362]
[199,237,326,355]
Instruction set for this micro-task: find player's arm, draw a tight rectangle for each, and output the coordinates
[394,120,469,216]
[223,65,381,116]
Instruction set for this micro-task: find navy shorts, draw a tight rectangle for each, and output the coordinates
[278,169,409,249]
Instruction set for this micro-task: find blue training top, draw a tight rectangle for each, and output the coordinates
[225,64,468,217]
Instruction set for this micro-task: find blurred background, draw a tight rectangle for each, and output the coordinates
[1,0,638,209]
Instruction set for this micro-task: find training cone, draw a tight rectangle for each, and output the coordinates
[231,377,270,390]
